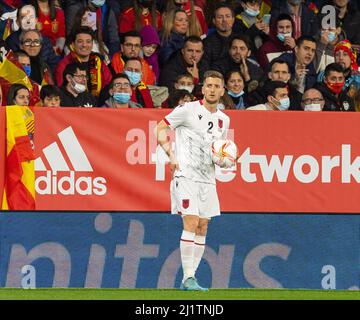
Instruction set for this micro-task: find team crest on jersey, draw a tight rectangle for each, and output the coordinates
[182,199,189,209]
[218,119,223,128]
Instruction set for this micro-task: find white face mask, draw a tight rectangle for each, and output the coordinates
[304,103,322,111]
[72,80,86,93]
[178,85,194,93]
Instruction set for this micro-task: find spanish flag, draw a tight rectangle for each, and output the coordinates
[1,106,35,210]
[0,50,40,106]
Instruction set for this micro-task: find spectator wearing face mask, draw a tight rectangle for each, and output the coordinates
[270,0,319,39]
[123,57,155,108]
[19,29,54,86]
[301,88,325,111]
[257,13,296,69]
[247,80,291,111]
[173,73,195,94]
[233,0,270,51]
[59,62,98,108]
[313,14,345,74]
[222,70,247,110]
[103,73,143,108]
[314,62,354,111]
[5,4,60,73]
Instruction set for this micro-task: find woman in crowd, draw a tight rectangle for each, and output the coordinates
[7,83,30,106]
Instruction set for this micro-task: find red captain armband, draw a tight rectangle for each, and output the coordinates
[193,77,199,84]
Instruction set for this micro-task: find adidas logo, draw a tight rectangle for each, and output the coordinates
[35,126,107,196]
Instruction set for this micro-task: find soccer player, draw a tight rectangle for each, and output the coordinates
[156,70,230,291]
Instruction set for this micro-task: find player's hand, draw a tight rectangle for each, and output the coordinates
[170,162,179,177]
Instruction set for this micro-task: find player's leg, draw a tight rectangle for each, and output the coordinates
[193,217,209,276]
[180,214,199,284]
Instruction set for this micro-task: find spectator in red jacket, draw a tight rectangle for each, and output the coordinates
[118,0,162,35]
[55,26,112,98]
[30,0,66,55]
[257,13,296,69]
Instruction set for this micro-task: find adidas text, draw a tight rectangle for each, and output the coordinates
[36,171,107,195]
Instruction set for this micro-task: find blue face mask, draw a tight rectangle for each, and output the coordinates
[113,92,131,104]
[277,32,292,42]
[327,32,336,43]
[245,8,260,17]
[278,97,290,110]
[91,0,105,7]
[228,90,244,98]
[124,71,141,86]
[23,65,31,77]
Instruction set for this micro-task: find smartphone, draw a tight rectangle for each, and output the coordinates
[262,14,271,25]
[86,11,97,31]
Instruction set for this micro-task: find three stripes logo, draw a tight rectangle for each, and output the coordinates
[35,126,107,196]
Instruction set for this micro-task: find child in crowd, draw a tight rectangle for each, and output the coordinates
[40,84,61,107]
[140,25,161,83]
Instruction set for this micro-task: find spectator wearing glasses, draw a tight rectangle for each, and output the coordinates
[103,73,143,108]
[301,88,325,111]
[19,29,54,86]
[59,62,97,107]
[5,4,59,73]
[111,31,156,86]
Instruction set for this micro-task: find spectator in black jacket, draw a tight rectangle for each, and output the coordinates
[279,35,317,94]
[159,35,206,91]
[270,0,319,39]
[314,62,355,111]
[213,34,264,92]
[319,0,360,45]
[202,3,236,72]
[5,4,60,73]
[246,57,303,110]
[233,0,270,52]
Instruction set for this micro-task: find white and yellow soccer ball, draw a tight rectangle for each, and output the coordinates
[211,139,237,168]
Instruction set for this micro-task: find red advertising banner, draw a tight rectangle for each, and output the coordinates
[0,107,5,201]
[33,108,360,213]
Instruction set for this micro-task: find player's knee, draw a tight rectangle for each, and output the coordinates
[183,215,199,232]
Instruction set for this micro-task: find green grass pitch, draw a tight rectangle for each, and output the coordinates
[0,288,358,300]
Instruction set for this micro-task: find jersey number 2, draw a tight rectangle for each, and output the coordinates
[207,121,213,133]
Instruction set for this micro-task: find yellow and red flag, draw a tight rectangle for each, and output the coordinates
[2,18,12,40]
[0,50,40,106]
[1,105,35,210]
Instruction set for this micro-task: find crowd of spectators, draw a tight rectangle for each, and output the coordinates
[1,0,360,112]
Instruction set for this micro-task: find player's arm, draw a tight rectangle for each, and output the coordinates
[156,119,179,172]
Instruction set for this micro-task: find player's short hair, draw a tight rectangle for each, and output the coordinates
[203,70,224,83]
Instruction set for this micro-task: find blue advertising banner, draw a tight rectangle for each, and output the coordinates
[0,212,359,290]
